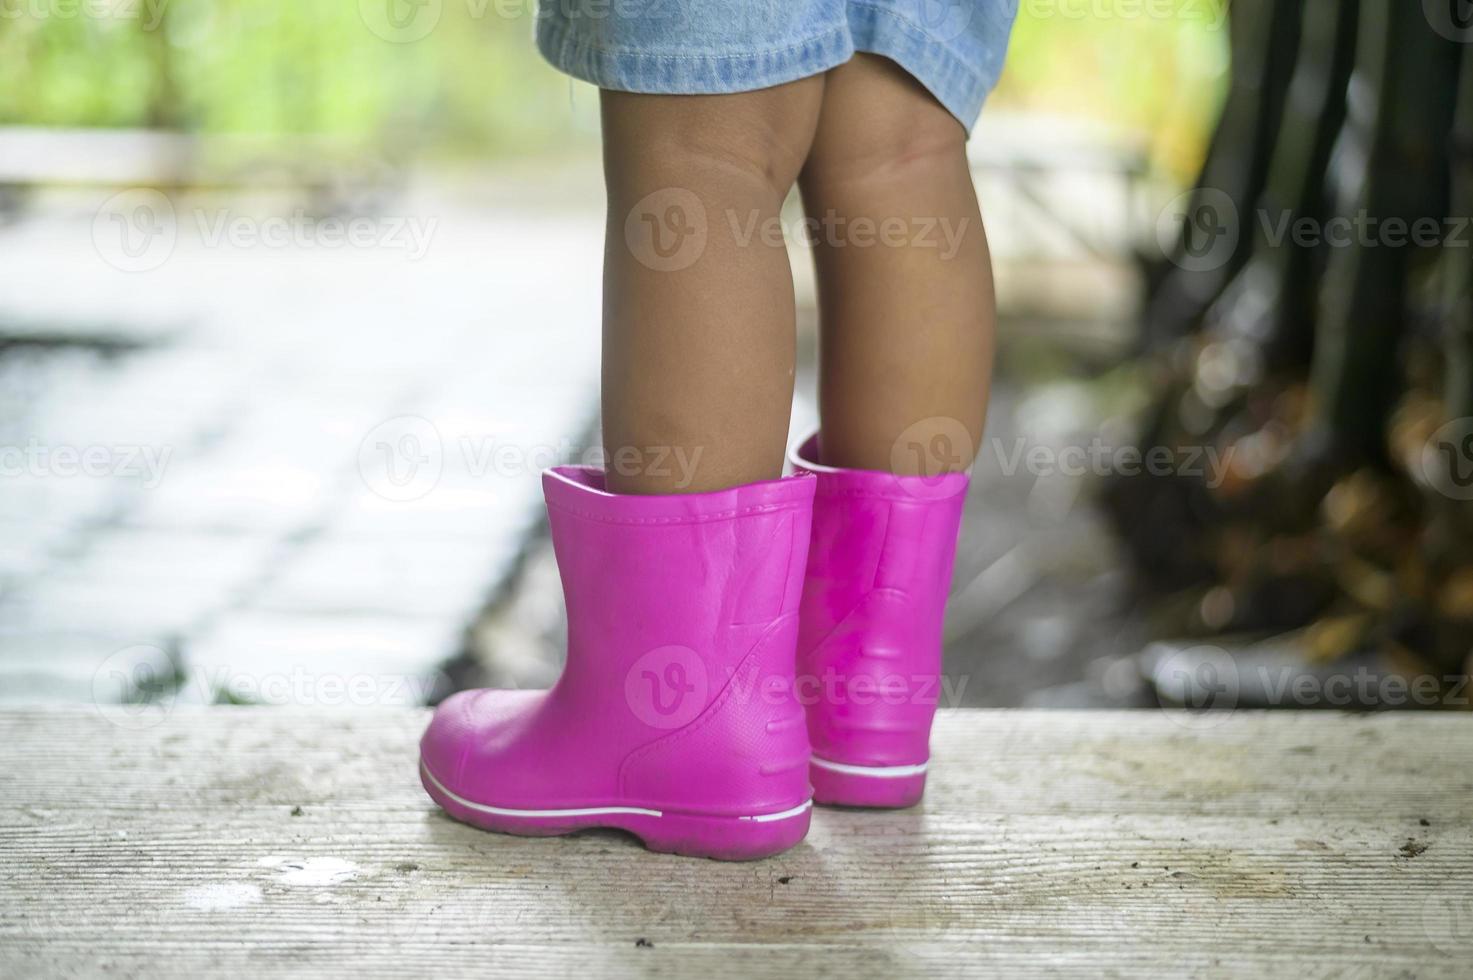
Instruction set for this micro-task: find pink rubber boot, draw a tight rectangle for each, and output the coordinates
[419,466,817,860]
[789,434,969,808]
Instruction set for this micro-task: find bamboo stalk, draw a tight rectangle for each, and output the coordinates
[1309,0,1462,462]
[1442,50,1473,422]
[1207,0,1360,375]
[1143,0,1305,349]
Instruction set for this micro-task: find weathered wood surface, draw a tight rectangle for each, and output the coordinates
[1,708,1469,978]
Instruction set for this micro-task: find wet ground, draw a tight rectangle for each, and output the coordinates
[0,187,602,706]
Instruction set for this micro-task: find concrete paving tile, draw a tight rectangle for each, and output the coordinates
[1,204,603,708]
[0,626,175,704]
[0,577,224,636]
[252,535,498,619]
[183,611,456,707]
[61,528,281,593]
[125,459,330,532]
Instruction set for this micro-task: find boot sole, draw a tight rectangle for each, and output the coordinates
[809,756,928,809]
[420,761,812,861]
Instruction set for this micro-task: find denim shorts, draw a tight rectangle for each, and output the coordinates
[535,0,1019,131]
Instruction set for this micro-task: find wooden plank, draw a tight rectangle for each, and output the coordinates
[0,708,1469,978]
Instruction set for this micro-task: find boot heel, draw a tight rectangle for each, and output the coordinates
[628,801,813,861]
[809,756,928,809]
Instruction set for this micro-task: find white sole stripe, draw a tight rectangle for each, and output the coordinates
[421,762,662,818]
[810,755,929,779]
[740,800,813,823]
[421,761,812,823]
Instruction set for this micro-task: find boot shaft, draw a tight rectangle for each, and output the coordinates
[540,466,816,810]
[789,436,969,769]
[544,466,815,695]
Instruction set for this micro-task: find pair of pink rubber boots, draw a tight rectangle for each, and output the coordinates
[419,434,968,859]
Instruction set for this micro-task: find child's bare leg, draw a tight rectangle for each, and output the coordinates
[798,54,994,475]
[600,81,825,494]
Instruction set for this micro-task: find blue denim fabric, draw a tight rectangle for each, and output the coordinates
[536,0,1018,131]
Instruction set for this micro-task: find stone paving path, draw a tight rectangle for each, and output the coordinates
[0,189,602,707]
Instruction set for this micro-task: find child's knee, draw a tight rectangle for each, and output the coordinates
[603,88,821,200]
[805,115,966,190]
[664,126,808,199]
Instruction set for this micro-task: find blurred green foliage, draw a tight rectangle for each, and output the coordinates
[0,0,584,155]
[994,0,1230,181]
[1,0,1227,174]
